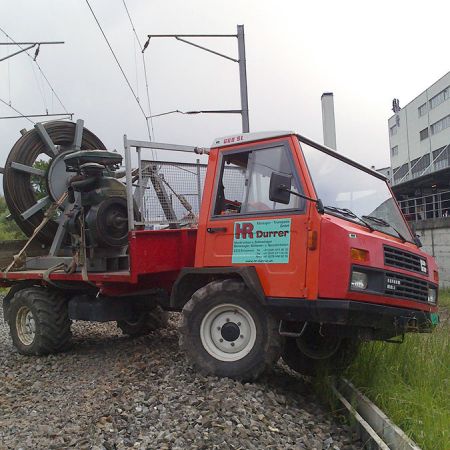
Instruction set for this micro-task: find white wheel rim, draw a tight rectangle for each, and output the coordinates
[16,306,36,346]
[200,303,257,362]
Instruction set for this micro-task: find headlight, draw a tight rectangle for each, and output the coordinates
[351,271,368,290]
[428,288,437,304]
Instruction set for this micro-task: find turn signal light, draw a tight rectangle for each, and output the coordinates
[433,270,439,283]
[308,230,318,250]
[351,248,369,262]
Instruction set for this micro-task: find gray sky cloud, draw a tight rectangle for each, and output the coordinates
[0,0,448,170]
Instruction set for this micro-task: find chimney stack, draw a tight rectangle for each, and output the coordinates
[321,93,337,150]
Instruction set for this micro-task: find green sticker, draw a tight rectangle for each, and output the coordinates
[232,219,291,264]
[430,312,439,325]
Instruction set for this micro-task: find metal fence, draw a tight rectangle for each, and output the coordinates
[392,143,450,186]
[137,160,245,227]
[398,190,450,222]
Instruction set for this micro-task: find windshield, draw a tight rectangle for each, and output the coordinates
[300,139,415,242]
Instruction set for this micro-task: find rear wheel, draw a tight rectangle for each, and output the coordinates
[179,279,282,381]
[282,324,358,376]
[8,287,71,355]
[117,306,168,337]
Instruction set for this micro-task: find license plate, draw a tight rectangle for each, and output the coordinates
[430,312,439,325]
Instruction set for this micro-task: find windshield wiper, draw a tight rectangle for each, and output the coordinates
[324,206,357,218]
[361,215,407,242]
[361,215,389,227]
[325,206,375,231]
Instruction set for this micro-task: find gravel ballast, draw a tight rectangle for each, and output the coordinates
[0,297,360,450]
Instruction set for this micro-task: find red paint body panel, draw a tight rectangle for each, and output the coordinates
[318,214,438,313]
[128,229,197,283]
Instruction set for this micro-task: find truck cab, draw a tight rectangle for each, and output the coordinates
[176,131,439,379]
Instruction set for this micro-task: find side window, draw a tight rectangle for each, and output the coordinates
[214,145,304,216]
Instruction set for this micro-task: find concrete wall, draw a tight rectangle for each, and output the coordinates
[414,217,450,287]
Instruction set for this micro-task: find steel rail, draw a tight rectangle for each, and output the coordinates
[332,378,422,450]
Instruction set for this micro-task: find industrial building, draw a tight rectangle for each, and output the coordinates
[387,72,450,286]
[388,72,450,212]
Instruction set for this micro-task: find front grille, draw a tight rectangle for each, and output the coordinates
[384,246,427,274]
[385,272,429,302]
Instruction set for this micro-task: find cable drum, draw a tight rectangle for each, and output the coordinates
[3,121,106,245]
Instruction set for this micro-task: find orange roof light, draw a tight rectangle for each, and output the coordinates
[351,248,369,262]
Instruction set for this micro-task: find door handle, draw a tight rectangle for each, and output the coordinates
[207,227,228,233]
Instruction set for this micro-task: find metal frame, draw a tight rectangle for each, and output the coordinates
[0,41,64,62]
[398,189,450,222]
[124,136,208,231]
[145,25,249,133]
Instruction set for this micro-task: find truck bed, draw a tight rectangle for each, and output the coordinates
[0,229,198,290]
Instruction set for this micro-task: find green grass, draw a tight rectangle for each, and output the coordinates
[346,291,450,450]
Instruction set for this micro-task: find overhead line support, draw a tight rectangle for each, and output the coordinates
[145,24,250,133]
[0,41,65,62]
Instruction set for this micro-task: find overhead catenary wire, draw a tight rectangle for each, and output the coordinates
[0,26,69,115]
[149,109,242,118]
[29,58,48,113]
[0,97,35,124]
[121,0,156,140]
[85,0,152,143]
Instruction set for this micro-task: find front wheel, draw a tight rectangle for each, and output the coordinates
[8,287,71,356]
[282,324,359,376]
[179,279,282,381]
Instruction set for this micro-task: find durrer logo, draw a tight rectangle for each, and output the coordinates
[235,222,290,239]
[235,222,254,239]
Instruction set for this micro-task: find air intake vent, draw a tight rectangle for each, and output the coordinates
[385,272,429,302]
[384,246,427,274]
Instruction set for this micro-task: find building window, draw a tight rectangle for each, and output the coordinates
[418,102,427,117]
[393,163,409,183]
[429,87,449,110]
[390,124,398,136]
[431,115,450,135]
[411,154,430,178]
[391,145,398,156]
[433,146,450,171]
[420,127,429,141]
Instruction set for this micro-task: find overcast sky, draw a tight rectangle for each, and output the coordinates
[0,0,448,171]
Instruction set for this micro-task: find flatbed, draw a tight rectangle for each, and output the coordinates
[1,228,197,290]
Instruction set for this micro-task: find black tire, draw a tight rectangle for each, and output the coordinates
[179,279,282,381]
[282,325,359,376]
[8,287,71,356]
[117,306,168,337]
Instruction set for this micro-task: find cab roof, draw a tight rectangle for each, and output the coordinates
[212,131,293,148]
[211,130,387,181]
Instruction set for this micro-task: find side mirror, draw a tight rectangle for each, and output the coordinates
[269,173,291,204]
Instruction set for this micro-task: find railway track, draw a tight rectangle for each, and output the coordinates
[332,378,421,450]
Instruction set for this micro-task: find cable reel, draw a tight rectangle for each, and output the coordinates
[2,120,106,245]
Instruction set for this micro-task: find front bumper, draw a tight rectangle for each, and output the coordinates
[266,297,436,338]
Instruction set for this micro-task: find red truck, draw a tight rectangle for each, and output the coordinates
[1,122,439,380]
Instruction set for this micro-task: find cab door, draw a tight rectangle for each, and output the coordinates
[198,138,310,298]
